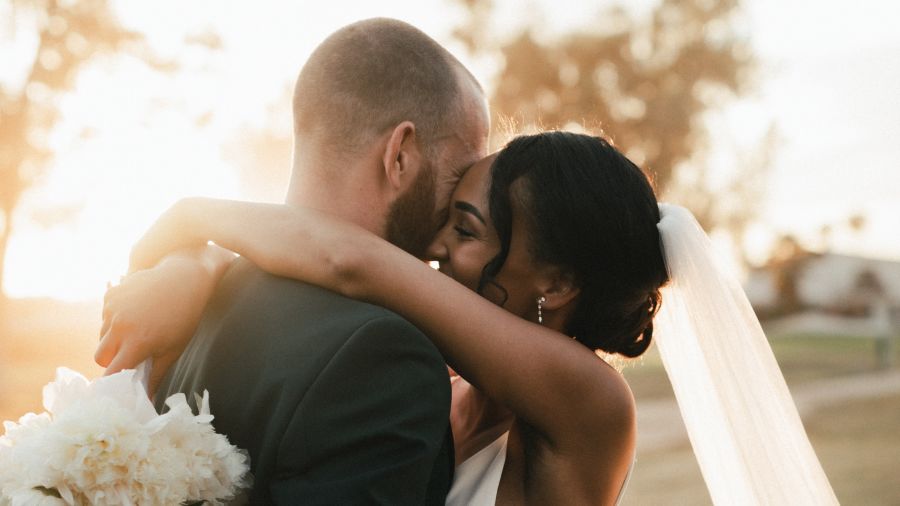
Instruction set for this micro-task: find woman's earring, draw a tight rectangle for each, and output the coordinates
[537,296,546,324]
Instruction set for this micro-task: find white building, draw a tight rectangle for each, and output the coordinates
[745,253,900,313]
[745,253,900,346]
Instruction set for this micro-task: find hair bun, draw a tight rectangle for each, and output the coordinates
[613,291,660,358]
[619,319,654,358]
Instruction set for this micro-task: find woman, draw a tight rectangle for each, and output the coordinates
[98,131,837,504]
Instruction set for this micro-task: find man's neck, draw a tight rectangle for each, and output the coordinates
[284,161,387,239]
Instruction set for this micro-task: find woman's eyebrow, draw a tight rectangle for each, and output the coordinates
[454,201,487,225]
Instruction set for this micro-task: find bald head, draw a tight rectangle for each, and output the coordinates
[292,18,483,157]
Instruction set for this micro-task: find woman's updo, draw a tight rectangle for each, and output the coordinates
[479,131,669,357]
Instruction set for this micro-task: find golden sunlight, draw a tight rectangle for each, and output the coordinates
[1,0,459,301]
[4,0,900,301]
[2,1,899,503]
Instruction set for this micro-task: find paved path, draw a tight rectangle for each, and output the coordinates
[635,369,900,453]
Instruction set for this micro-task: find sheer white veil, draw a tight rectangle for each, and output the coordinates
[654,204,838,505]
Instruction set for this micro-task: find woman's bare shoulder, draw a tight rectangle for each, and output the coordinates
[565,353,637,447]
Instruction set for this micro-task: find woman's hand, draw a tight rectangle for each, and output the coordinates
[97,196,384,395]
[95,247,231,395]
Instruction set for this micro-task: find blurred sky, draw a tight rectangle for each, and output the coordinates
[2,0,899,301]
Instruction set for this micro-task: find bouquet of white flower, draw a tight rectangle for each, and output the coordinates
[0,364,251,505]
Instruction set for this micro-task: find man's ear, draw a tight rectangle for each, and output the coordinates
[537,266,581,311]
[382,121,422,191]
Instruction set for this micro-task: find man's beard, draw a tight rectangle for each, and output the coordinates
[385,161,438,259]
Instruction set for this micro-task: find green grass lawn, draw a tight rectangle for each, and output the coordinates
[770,333,899,384]
[621,332,900,400]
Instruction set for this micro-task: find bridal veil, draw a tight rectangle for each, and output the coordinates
[654,204,838,505]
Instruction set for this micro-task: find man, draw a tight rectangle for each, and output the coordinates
[96,18,489,504]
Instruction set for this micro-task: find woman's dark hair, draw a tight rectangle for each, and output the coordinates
[478,131,669,357]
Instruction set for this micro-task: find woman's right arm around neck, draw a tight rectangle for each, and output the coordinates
[125,197,637,505]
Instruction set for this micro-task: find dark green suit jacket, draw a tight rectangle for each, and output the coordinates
[154,259,453,504]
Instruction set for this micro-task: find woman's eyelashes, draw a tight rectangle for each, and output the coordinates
[452,213,483,241]
[451,200,489,242]
[454,224,476,240]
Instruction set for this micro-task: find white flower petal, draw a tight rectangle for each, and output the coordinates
[41,368,89,415]
[2,368,250,505]
[6,488,67,506]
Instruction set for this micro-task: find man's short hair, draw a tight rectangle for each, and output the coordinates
[292,18,480,156]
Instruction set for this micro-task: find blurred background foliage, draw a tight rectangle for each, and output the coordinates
[220,0,777,274]
[457,0,785,270]
[2,0,896,305]
[0,0,180,302]
[0,1,898,504]
[0,0,151,300]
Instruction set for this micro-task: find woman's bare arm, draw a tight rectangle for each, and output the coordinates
[96,244,235,394]
[130,198,635,455]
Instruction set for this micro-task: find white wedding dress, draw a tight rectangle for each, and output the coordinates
[445,432,633,506]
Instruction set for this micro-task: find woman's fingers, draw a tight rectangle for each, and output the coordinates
[103,341,146,377]
[100,285,121,339]
[96,317,146,373]
[95,323,120,368]
[99,316,112,342]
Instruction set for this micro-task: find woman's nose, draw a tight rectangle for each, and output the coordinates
[426,225,450,262]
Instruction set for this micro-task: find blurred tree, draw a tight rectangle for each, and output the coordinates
[0,0,170,302]
[766,234,815,315]
[814,211,868,253]
[847,213,866,234]
[223,86,293,203]
[453,0,766,246]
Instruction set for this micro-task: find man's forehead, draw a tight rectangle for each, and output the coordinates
[450,123,489,165]
[444,142,483,182]
[436,94,489,179]
[462,152,496,181]
[437,126,486,169]
[450,158,477,184]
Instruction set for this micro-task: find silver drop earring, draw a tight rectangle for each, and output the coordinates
[537,296,546,324]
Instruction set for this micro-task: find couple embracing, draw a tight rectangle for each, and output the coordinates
[96,18,837,505]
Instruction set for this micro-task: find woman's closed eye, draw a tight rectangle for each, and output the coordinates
[451,200,488,242]
[454,224,476,240]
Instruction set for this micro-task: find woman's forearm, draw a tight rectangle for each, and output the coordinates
[158,244,236,282]
[204,200,605,404]
[176,198,370,297]
[157,199,627,446]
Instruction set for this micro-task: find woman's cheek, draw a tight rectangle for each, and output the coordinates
[455,244,489,292]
